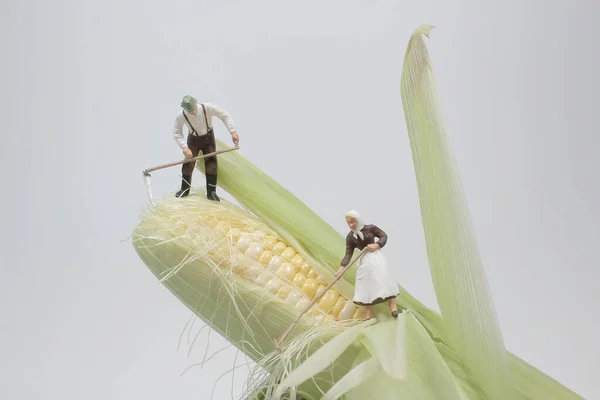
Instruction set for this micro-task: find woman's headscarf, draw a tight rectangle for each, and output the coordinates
[344,210,365,240]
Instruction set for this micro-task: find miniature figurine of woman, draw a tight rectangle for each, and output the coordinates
[336,210,400,320]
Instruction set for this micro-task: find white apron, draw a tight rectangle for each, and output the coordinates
[353,250,399,306]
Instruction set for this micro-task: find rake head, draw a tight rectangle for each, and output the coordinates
[142,171,156,206]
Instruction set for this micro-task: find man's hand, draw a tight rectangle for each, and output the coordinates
[183,147,193,158]
[335,267,345,278]
[366,243,380,252]
[231,132,239,146]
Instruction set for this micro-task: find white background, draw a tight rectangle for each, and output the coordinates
[2,0,598,399]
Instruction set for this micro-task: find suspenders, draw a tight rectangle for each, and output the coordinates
[182,103,213,136]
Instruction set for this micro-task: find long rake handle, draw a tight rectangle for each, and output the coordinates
[143,145,240,175]
[275,248,368,349]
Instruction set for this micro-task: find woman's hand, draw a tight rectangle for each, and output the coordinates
[366,243,380,252]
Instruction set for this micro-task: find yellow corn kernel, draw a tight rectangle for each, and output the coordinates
[244,242,264,259]
[307,268,319,279]
[299,262,311,275]
[263,234,279,249]
[330,297,347,317]
[235,234,253,252]
[306,306,324,317]
[316,276,328,286]
[290,254,304,267]
[267,255,283,270]
[318,289,340,313]
[281,246,296,260]
[258,250,275,265]
[292,273,307,288]
[301,278,319,298]
[276,262,296,281]
[315,285,327,298]
[272,241,287,254]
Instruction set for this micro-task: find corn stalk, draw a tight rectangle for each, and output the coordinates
[131,25,583,400]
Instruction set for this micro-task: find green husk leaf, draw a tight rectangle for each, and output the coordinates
[342,311,470,400]
[506,352,584,400]
[276,312,466,400]
[359,315,408,381]
[321,357,381,400]
[400,24,515,399]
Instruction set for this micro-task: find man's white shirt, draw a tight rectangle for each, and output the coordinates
[173,102,237,149]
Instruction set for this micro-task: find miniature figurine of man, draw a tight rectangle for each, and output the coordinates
[336,210,400,320]
[172,95,240,201]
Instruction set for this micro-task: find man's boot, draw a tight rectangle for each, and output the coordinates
[206,173,220,201]
[175,174,192,198]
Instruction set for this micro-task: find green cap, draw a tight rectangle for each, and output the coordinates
[180,95,198,113]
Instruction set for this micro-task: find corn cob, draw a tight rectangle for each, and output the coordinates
[134,196,365,323]
[133,194,375,399]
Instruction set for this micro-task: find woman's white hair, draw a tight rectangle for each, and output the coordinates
[344,210,365,240]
